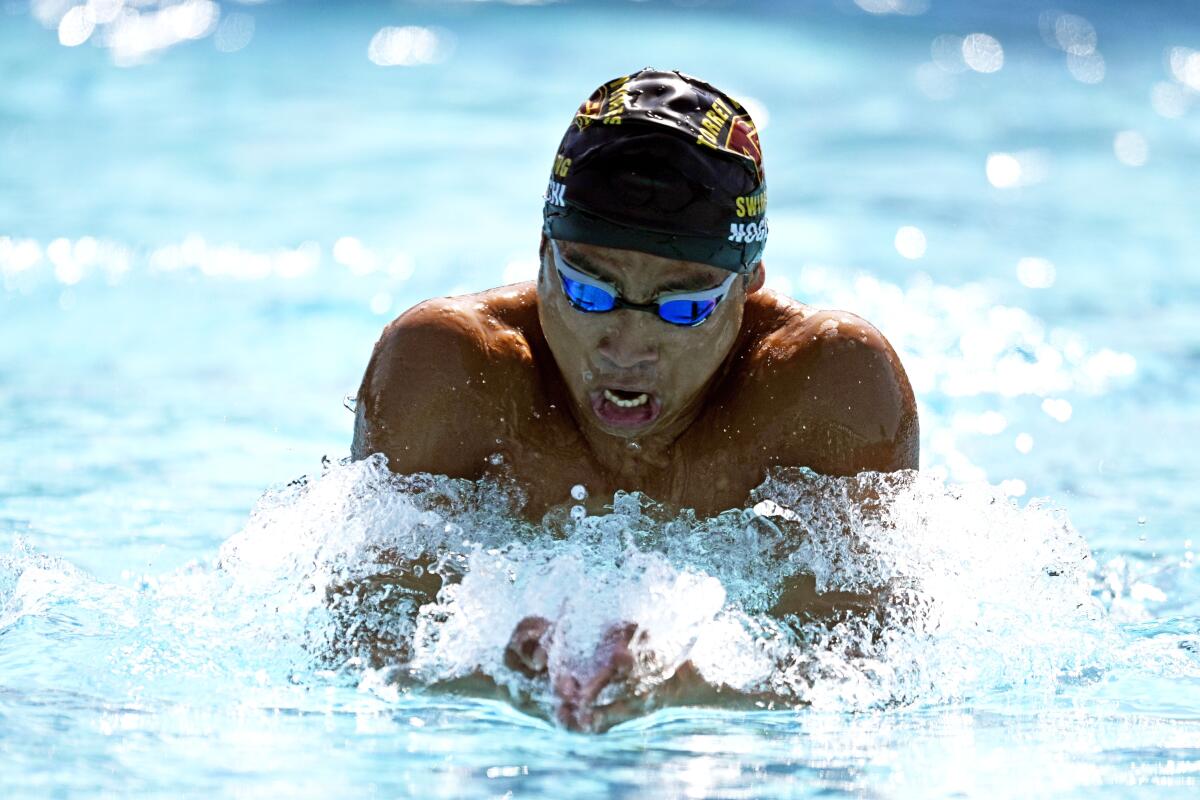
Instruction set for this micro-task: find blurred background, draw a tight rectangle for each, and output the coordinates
[1,0,1197,588]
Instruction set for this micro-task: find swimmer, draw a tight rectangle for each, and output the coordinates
[350,69,918,729]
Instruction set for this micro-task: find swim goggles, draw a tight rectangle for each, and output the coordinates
[548,237,738,327]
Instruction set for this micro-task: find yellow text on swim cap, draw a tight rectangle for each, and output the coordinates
[695,98,732,149]
[602,77,630,125]
[735,190,767,218]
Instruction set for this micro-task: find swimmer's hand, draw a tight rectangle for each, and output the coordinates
[504,616,718,732]
[504,615,554,677]
[504,616,638,731]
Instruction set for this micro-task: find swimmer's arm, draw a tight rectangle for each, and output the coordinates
[755,313,917,618]
[351,297,515,479]
[766,572,878,621]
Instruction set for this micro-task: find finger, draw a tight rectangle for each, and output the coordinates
[504,616,554,677]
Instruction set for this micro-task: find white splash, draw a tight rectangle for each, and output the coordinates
[4,456,1195,729]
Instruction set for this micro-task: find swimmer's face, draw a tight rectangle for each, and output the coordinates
[537,235,758,441]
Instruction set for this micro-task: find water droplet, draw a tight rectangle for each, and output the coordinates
[487,453,504,466]
[570,505,586,521]
[412,564,425,578]
[571,484,588,501]
[1137,516,1147,526]
[627,441,641,452]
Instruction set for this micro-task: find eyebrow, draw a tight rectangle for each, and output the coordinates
[560,249,722,294]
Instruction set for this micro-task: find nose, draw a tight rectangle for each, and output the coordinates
[595,312,660,370]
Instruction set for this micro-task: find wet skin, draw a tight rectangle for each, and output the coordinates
[350,236,918,729]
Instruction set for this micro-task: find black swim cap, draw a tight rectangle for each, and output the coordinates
[542,68,767,273]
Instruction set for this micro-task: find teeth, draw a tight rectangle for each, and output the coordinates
[603,389,649,408]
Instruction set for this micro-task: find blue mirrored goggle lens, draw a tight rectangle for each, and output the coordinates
[659,299,719,326]
[559,273,616,312]
[559,268,725,326]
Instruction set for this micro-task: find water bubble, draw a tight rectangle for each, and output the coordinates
[570,484,588,501]
[487,453,504,466]
[1137,516,1147,526]
[570,505,586,522]
[627,441,641,452]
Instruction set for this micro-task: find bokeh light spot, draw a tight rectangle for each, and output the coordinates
[1041,398,1073,422]
[1113,131,1148,167]
[1054,13,1097,56]
[214,11,254,53]
[333,236,378,275]
[57,5,95,47]
[894,226,927,260]
[370,292,393,316]
[853,0,930,15]
[1016,257,1056,289]
[930,34,967,73]
[85,0,125,26]
[1168,47,1200,91]
[1067,51,1105,84]
[1151,81,1190,118]
[986,153,1021,188]
[368,25,453,67]
[962,33,1003,73]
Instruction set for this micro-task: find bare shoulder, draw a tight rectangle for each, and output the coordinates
[735,291,919,475]
[351,283,541,477]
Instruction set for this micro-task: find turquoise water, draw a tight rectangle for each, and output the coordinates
[3,0,1200,796]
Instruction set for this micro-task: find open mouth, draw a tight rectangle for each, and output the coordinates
[590,387,661,429]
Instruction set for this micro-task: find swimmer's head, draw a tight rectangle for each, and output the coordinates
[536,69,768,442]
[542,68,768,274]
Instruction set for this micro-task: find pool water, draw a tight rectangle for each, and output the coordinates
[3,0,1200,796]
